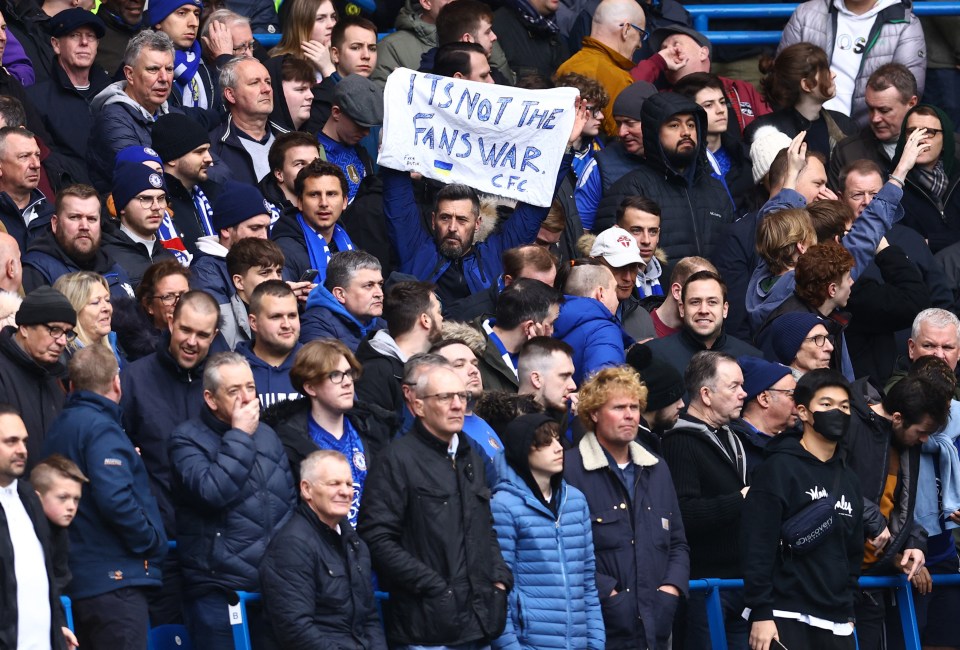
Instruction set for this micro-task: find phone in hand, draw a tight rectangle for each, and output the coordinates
[299,269,319,283]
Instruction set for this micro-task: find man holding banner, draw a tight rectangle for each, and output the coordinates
[379,67,587,307]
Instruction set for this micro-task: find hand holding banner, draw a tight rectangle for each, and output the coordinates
[378,68,580,208]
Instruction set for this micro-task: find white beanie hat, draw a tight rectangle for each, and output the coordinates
[750,126,792,185]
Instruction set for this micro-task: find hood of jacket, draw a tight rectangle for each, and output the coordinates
[265,55,296,132]
[493,453,566,515]
[395,1,435,42]
[235,339,301,374]
[366,329,407,361]
[892,103,957,178]
[640,91,709,185]
[91,81,169,119]
[304,284,381,334]
[552,295,617,339]
[195,235,227,257]
[270,208,306,245]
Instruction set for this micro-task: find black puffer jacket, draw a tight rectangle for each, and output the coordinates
[596,93,736,263]
[0,325,65,470]
[169,407,296,596]
[259,502,388,650]
[358,419,513,646]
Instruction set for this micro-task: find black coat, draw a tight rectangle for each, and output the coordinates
[353,337,406,441]
[0,326,65,471]
[271,207,312,282]
[0,479,67,650]
[644,327,762,385]
[357,419,513,646]
[101,224,176,288]
[596,93,736,264]
[259,502,387,650]
[491,5,569,81]
[164,173,223,256]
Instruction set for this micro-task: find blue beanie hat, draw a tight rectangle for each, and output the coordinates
[769,312,826,365]
[113,162,167,213]
[114,146,162,176]
[738,356,792,403]
[211,181,272,231]
[146,0,202,26]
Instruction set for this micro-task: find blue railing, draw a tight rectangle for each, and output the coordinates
[690,573,960,650]
[253,2,960,47]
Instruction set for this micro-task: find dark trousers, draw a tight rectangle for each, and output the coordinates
[854,588,890,650]
[73,586,150,650]
[683,589,749,650]
[183,591,267,650]
[147,553,183,626]
[774,616,855,650]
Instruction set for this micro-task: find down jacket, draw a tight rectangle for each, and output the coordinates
[259,502,387,650]
[595,92,735,263]
[169,407,296,597]
[552,296,629,386]
[564,432,689,650]
[491,459,604,650]
[778,0,926,126]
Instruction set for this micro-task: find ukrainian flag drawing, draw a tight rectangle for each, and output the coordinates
[434,160,454,177]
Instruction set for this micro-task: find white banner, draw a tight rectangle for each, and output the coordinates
[378,68,579,207]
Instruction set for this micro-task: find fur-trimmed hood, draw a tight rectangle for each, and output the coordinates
[578,431,658,471]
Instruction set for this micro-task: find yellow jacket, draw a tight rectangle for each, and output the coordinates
[556,37,635,137]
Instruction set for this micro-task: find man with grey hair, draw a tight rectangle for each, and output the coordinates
[300,250,386,352]
[662,350,749,649]
[359,364,512,648]
[553,263,629,385]
[201,9,256,67]
[0,127,53,249]
[170,350,296,648]
[260,449,387,648]
[210,57,277,186]
[87,29,179,192]
[905,307,960,377]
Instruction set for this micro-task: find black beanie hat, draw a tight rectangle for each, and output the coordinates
[502,413,563,512]
[16,286,77,327]
[626,344,685,411]
[151,113,211,163]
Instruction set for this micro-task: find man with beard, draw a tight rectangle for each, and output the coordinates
[381,114,582,307]
[518,336,577,422]
[102,163,177,286]
[645,271,761,380]
[626,343,685,454]
[95,0,145,75]
[355,281,444,440]
[473,277,563,393]
[21,184,134,299]
[595,92,735,261]
[271,159,355,285]
[661,351,750,649]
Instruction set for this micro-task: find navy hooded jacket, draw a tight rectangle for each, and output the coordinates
[236,340,301,410]
[300,284,386,352]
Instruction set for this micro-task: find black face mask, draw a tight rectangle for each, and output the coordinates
[812,409,851,442]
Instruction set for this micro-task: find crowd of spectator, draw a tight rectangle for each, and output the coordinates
[1,0,960,649]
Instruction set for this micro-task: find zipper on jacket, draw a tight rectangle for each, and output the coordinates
[683,187,702,254]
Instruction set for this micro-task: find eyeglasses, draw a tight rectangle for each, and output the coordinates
[620,23,650,41]
[135,194,168,209]
[152,291,185,306]
[765,388,795,398]
[420,391,470,404]
[39,323,78,343]
[232,40,256,54]
[906,126,943,138]
[325,369,359,384]
[582,104,603,118]
[803,333,835,347]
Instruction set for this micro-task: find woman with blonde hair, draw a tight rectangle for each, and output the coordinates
[270,0,337,81]
[53,271,122,366]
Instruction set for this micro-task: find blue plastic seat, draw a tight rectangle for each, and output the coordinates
[148,624,193,650]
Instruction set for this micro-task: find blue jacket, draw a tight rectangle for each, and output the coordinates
[190,240,232,305]
[0,188,53,252]
[169,407,296,595]
[491,460,604,650]
[552,296,630,385]
[42,391,167,599]
[236,340,301,409]
[120,336,206,534]
[381,156,571,299]
[564,433,689,650]
[21,230,134,301]
[301,284,386,352]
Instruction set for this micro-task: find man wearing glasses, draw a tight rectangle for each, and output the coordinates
[0,285,76,470]
[359,364,513,650]
[729,356,797,477]
[555,0,647,137]
[103,162,177,286]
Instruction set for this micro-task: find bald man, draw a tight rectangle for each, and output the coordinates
[556,0,647,136]
[0,232,22,293]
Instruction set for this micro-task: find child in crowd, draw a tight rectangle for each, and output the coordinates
[30,454,88,592]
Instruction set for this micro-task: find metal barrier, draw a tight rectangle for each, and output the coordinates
[252,2,960,47]
[690,573,960,650]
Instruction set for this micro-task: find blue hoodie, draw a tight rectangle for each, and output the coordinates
[236,340,301,409]
[553,295,631,385]
[301,284,385,352]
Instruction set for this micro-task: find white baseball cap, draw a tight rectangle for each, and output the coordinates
[590,227,644,268]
